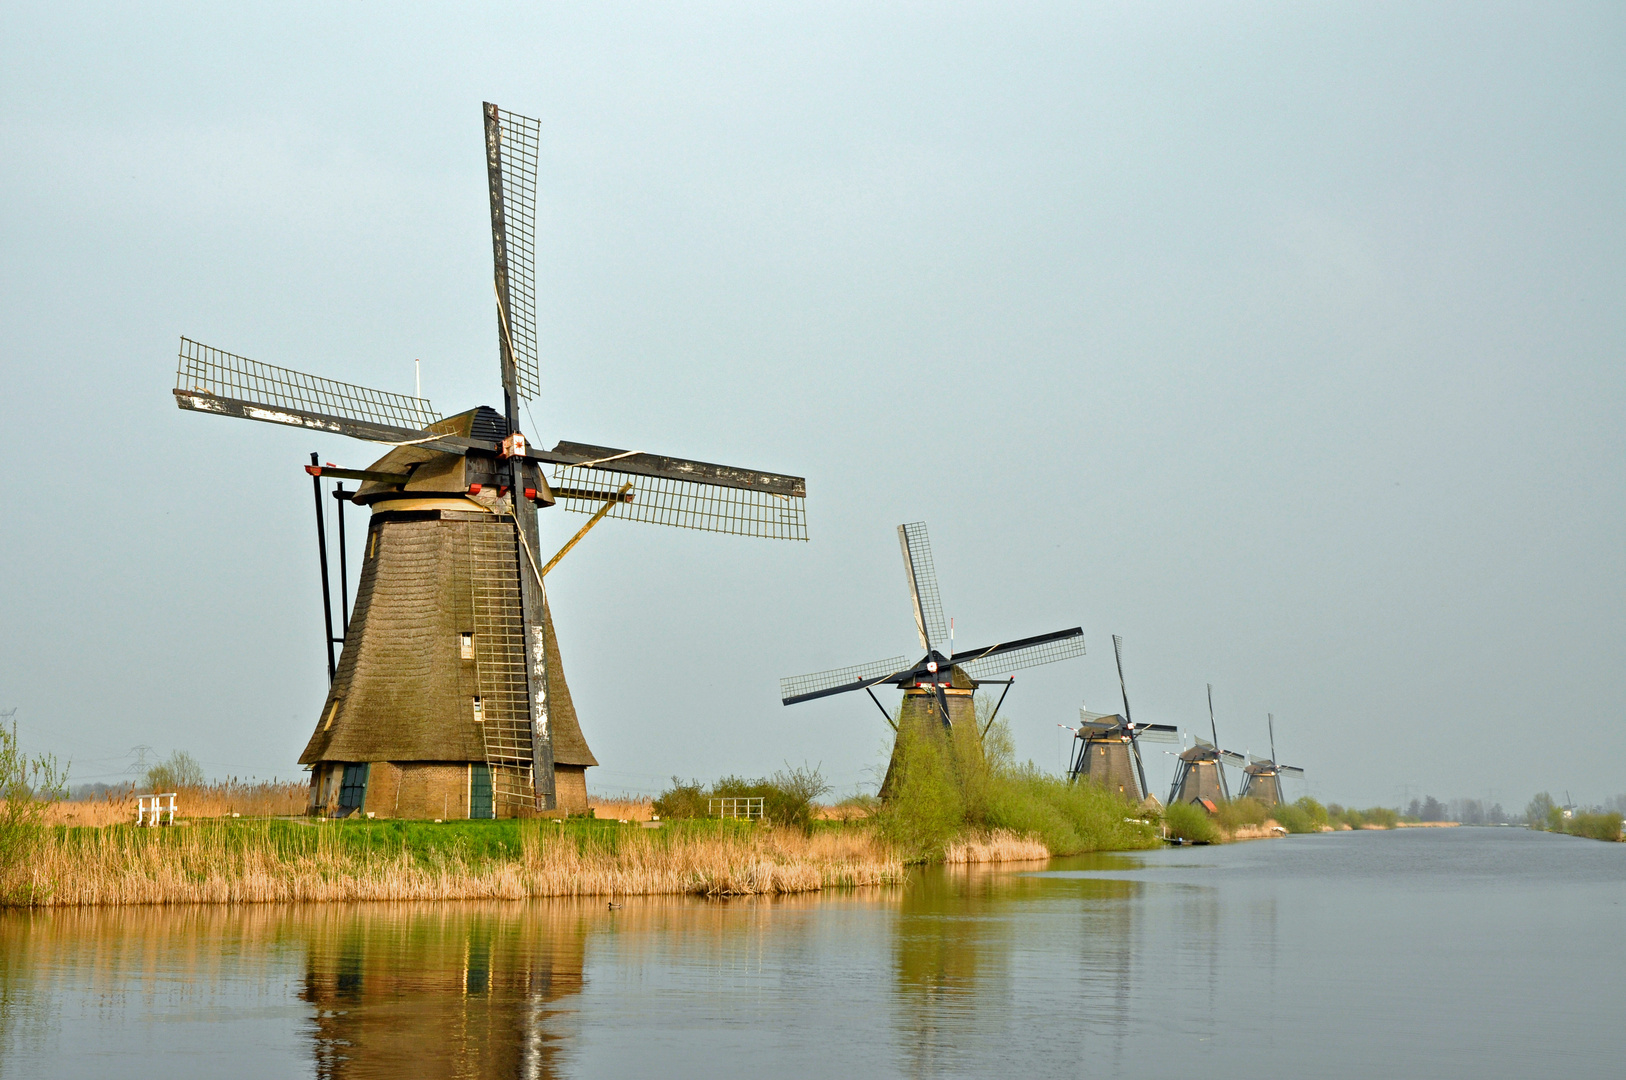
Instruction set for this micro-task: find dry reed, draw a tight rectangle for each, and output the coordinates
[11,820,912,907]
[49,781,308,827]
[942,829,1050,863]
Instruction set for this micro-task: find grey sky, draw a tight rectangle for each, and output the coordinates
[1,3,1621,807]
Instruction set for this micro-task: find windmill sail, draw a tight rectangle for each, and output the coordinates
[779,656,912,705]
[174,338,439,441]
[897,522,948,652]
[543,442,807,541]
[484,102,543,401]
[954,627,1086,680]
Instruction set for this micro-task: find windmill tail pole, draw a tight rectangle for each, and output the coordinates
[309,453,336,683]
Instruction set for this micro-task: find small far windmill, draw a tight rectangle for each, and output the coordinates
[1168,684,1245,808]
[1063,636,1178,802]
[172,101,808,820]
[1239,713,1304,809]
[779,522,1086,794]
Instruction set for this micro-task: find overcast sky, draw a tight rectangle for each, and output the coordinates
[2,2,1621,808]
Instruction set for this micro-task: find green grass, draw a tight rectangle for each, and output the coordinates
[41,815,770,872]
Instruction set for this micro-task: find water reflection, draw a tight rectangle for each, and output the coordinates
[298,904,588,1079]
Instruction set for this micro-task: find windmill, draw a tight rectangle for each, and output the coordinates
[1168,684,1245,808]
[1063,636,1178,802]
[778,522,1086,794]
[172,102,807,820]
[1238,713,1304,809]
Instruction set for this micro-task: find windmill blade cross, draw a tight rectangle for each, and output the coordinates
[174,338,444,444]
[1278,766,1305,777]
[953,627,1085,680]
[897,522,948,652]
[780,656,912,706]
[1220,750,1248,768]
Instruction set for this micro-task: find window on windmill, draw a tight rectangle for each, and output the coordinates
[472,696,484,723]
[460,632,474,660]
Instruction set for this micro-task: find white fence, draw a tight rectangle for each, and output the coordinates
[708,797,765,821]
[137,793,177,827]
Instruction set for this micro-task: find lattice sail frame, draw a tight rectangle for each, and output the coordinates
[550,464,808,541]
[779,656,911,704]
[175,338,438,435]
[898,522,948,652]
[491,106,543,400]
[959,632,1087,680]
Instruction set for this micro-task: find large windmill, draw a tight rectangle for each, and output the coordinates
[1064,636,1178,802]
[1168,684,1245,808]
[1238,713,1304,809]
[778,522,1086,793]
[173,102,807,819]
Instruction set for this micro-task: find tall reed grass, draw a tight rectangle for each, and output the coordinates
[2,818,906,907]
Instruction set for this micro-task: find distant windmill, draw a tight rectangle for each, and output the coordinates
[1063,636,1178,801]
[1168,684,1245,807]
[1238,713,1304,808]
[779,522,1086,794]
[172,101,808,820]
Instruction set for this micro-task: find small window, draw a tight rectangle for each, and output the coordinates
[460,632,474,660]
[472,696,484,723]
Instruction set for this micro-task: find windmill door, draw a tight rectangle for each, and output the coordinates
[470,764,495,820]
[338,763,369,815]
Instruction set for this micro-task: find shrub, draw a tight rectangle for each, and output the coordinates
[1214,797,1267,830]
[1274,796,1330,834]
[651,778,711,821]
[652,766,831,830]
[1563,812,1623,842]
[1164,801,1220,844]
[144,751,204,793]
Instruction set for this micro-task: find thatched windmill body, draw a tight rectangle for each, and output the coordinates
[1064,636,1177,802]
[173,103,807,819]
[778,522,1086,793]
[1238,713,1304,809]
[1167,685,1245,808]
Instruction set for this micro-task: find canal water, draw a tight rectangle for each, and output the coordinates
[1,827,1620,1078]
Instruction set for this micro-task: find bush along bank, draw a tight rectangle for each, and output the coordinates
[872,718,1160,862]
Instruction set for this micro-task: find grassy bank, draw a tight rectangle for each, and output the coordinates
[1,817,905,907]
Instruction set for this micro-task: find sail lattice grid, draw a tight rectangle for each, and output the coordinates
[468,519,535,811]
[899,522,948,651]
[551,467,808,540]
[175,338,438,432]
[779,656,911,704]
[959,632,1087,680]
[493,107,542,400]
